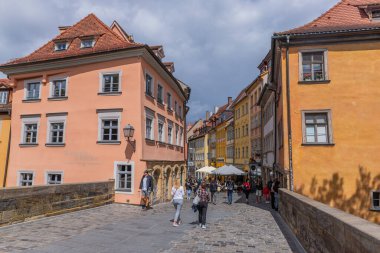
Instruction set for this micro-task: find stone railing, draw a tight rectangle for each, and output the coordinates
[279,189,380,253]
[0,180,114,226]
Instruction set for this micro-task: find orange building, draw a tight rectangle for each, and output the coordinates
[271,0,380,223]
[0,78,12,187]
[0,14,190,204]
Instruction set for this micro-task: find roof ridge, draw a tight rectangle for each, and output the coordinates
[89,14,128,44]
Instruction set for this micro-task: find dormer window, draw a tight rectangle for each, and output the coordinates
[372,10,380,20]
[0,90,8,104]
[55,42,68,51]
[81,39,94,48]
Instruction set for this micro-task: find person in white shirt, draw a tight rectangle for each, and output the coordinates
[171,181,185,227]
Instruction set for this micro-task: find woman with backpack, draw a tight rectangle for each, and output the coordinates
[225,177,234,205]
[242,179,251,204]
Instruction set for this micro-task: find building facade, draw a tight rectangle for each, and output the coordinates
[186,119,203,176]
[233,91,250,172]
[0,79,11,187]
[0,14,190,204]
[225,119,234,165]
[272,0,380,223]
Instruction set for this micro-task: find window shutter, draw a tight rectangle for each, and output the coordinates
[324,50,329,80]
[298,52,303,81]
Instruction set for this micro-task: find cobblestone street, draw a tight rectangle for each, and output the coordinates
[0,194,304,253]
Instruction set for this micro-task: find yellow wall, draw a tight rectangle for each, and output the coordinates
[234,96,250,171]
[281,41,380,223]
[216,121,227,167]
[0,114,11,186]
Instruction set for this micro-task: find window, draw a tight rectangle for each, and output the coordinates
[102,73,120,93]
[145,73,153,96]
[158,117,165,142]
[175,125,179,145]
[19,172,33,186]
[47,173,63,185]
[302,111,333,144]
[49,123,65,143]
[157,84,163,104]
[24,124,38,143]
[300,51,327,81]
[0,90,8,104]
[116,164,133,192]
[25,82,41,100]
[180,127,184,147]
[174,101,178,115]
[81,39,94,48]
[55,42,68,51]
[97,111,121,143]
[371,190,380,211]
[168,122,173,144]
[51,79,67,98]
[372,10,380,20]
[179,106,182,119]
[167,93,172,109]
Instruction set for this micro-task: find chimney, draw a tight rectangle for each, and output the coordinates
[58,26,71,34]
[206,111,210,120]
[214,106,219,114]
[228,97,232,105]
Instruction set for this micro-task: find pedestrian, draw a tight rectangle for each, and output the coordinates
[185,178,192,200]
[139,170,153,210]
[263,184,270,204]
[242,179,251,204]
[256,177,263,204]
[209,177,218,205]
[197,182,210,229]
[225,177,234,205]
[268,178,275,209]
[273,179,280,211]
[171,181,185,227]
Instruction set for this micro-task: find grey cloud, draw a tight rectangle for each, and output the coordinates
[0,0,338,122]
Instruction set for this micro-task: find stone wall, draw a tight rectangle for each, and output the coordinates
[279,189,380,253]
[0,180,114,226]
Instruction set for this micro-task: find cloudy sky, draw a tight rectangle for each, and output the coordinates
[0,0,337,122]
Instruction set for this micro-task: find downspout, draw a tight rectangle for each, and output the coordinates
[285,35,294,191]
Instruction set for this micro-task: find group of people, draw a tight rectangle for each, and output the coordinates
[138,170,282,230]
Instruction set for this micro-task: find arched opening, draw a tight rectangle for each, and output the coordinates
[165,168,172,201]
[153,169,161,204]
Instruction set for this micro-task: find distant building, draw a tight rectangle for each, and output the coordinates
[0,78,11,187]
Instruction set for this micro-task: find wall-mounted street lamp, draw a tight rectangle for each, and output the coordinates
[123,124,136,152]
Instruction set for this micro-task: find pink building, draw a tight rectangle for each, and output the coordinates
[0,14,190,204]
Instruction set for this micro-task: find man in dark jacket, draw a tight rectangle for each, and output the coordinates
[139,170,153,210]
[209,178,218,205]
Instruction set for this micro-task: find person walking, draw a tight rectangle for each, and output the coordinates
[185,178,192,200]
[273,179,280,211]
[139,170,153,210]
[242,179,251,204]
[268,178,275,209]
[256,177,263,204]
[209,178,218,205]
[171,181,185,227]
[225,177,234,205]
[197,182,210,229]
[263,184,270,204]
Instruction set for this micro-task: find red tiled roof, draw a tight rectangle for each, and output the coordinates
[278,0,380,35]
[2,14,143,66]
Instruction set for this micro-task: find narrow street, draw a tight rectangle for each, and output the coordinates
[0,194,304,253]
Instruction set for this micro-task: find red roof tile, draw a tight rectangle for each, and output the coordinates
[2,14,143,66]
[278,0,380,35]
[0,78,11,88]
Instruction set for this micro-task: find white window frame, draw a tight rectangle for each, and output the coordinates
[99,71,122,93]
[80,38,95,48]
[49,76,68,98]
[299,49,328,82]
[46,115,67,144]
[0,90,8,104]
[145,70,154,97]
[21,117,40,144]
[158,115,165,143]
[18,170,35,187]
[145,109,155,140]
[97,112,121,142]
[370,190,380,211]
[24,78,42,100]
[168,121,173,144]
[114,161,135,194]
[54,41,68,51]
[45,171,64,185]
[175,124,179,146]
